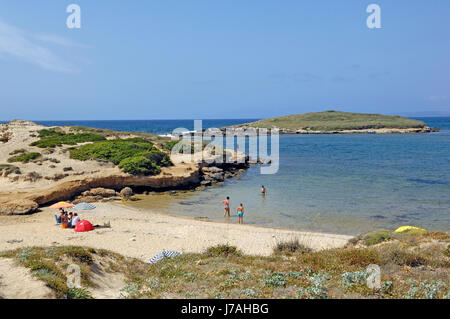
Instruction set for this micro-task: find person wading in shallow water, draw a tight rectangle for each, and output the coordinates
[237,203,245,224]
[261,185,266,195]
[222,196,230,217]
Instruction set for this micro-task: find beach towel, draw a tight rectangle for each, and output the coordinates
[149,250,182,264]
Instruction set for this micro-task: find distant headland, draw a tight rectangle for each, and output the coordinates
[228,111,439,134]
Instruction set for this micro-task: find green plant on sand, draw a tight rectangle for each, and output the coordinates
[69,137,171,176]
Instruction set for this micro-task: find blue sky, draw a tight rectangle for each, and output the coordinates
[0,0,449,120]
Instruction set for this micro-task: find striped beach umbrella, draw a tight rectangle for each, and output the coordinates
[149,250,182,264]
[73,202,96,211]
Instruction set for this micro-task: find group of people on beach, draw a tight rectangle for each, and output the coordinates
[58,208,80,228]
[222,185,266,224]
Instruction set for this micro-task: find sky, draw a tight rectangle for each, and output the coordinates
[0,0,449,120]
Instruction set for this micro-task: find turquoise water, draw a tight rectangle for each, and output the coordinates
[4,117,448,235]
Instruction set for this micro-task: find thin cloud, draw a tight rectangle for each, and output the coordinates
[33,33,86,48]
[0,19,81,72]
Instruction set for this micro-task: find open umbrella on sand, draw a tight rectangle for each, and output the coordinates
[50,201,74,209]
[73,202,96,211]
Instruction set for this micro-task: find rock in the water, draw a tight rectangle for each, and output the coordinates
[120,187,133,198]
[200,180,212,186]
[201,166,223,174]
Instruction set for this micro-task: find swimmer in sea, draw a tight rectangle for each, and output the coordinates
[222,196,230,217]
[237,203,244,224]
[261,185,266,195]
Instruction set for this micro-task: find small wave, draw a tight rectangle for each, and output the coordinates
[407,178,448,185]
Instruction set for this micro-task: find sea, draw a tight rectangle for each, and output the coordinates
[3,117,450,235]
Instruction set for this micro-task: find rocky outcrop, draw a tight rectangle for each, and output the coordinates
[0,199,38,215]
[223,126,438,135]
[119,187,133,198]
[0,120,251,215]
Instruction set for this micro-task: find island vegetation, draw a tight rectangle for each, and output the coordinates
[236,110,430,133]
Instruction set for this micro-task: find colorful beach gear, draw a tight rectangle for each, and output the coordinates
[149,250,182,264]
[74,220,95,232]
[73,202,96,211]
[50,201,74,209]
[394,226,427,234]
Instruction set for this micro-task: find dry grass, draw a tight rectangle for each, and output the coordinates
[1,231,448,299]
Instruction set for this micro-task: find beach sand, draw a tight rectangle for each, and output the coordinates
[0,202,352,261]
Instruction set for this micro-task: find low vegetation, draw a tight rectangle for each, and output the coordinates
[1,230,448,299]
[30,129,106,148]
[242,111,426,131]
[69,137,172,175]
[7,152,41,163]
[0,164,21,175]
[273,239,312,255]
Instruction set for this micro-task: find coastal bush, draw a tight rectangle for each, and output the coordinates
[70,138,172,175]
[118,156,161,176]
[363,230,393,246]
[9,149,26,155]
[205,244,242,257]
[7,152,41,163]
[30,129,106,148]
[273,239,312,255]
[381,244,426,267]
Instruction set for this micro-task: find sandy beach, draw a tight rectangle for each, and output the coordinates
[0,202,352,261]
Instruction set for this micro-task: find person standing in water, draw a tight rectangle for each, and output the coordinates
[222,196,230,217]
[237,203,245,224]
[261,185,266,195]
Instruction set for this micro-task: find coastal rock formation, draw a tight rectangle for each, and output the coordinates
[119,187,133,198]
[0,120,249,215]
[0,199,39,215]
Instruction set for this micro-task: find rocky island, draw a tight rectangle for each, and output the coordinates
[0,120,248,215]
[227,110,438,134]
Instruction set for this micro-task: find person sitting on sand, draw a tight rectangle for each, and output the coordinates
[237,203,244,224]
[72,213,80,228]
[222,196,230,217]
[58,211,65,224]
[68,212,73,228]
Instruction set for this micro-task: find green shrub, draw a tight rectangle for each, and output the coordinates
[30,129,106,148]
[205,244,242,257]
[9,149,26,155]
[7,152,41,163]
[118,156,161,176]
[363,230,393,246]
[70,138,156,165]
[70,138,171,175]
[273,239,312,255]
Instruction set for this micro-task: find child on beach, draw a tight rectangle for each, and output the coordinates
[237,203,244,224]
